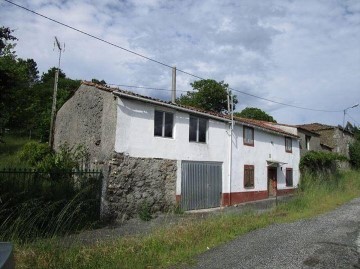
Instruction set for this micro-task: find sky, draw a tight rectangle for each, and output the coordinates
[1,0,360,126]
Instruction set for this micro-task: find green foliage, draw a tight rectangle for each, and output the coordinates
[0,170,102,242]
[18,141,53,167]
[0,27,80,141]
[18,141,89,171]
[299,151,347,173]
[138,202,152,221]
[0,135,35,168]
[14,171,360,269]
[177,79,238,114]
[349,140,360,169]
[0,26,17,56]
[234,107,277,122]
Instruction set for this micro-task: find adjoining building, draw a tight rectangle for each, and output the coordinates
[54,82,300,220]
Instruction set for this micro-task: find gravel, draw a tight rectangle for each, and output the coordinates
[189,197,360,269]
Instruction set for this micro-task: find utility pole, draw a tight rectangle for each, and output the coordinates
[49,36,64,147]
[171,66,176,103]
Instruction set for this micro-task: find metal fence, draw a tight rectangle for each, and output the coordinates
[0,168,103,240]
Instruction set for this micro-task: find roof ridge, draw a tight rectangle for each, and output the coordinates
[81,81,298,138]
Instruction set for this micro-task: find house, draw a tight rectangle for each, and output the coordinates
[296,126,333,157]
[54,82,300,220]
[297,123,354,158]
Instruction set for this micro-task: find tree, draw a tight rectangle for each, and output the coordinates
[0,26,17,56]
[176,79,238,114]
[91,78,107,85]
[234,107,276,122]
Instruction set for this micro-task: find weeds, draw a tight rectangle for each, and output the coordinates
[138,202,152,221]
[15,170,360,269]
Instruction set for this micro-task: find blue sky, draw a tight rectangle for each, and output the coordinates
[1,0,360,126]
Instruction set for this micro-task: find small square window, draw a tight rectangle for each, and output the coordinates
[243,126,254,146]
[286,168,293,187]
[244,165,254,188]
[154,110,173,138]
[285,137,292,153]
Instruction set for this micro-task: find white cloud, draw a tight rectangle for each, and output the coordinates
[1,0,359,126]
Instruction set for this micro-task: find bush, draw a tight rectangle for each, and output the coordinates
[349,140,360,169]
[138,202,152,221]
[300,151,347,174]
[17,142,89,171]
[18,141,52,167]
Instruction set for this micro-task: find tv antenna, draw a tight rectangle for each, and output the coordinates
[49,36,65,147]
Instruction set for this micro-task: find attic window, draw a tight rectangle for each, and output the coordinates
[154,110,173,138]
[189,116,207,143]
[243,126,254,146]
[285,137,292,153]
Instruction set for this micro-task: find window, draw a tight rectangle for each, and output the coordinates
[189,116,207,143]
[286,168,293,187]
[244,165,254,188]
[285,137,292,153]
[154,110,173,138]
[243,126,254,146]
[305,135,311,150]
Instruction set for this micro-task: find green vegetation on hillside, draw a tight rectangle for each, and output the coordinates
[14,171,360,269]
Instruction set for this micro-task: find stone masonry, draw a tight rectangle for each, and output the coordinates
[105,153,177,222]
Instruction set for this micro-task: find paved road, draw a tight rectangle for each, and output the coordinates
[190,198,360,269]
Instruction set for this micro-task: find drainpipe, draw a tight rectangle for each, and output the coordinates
[228,93,234,206]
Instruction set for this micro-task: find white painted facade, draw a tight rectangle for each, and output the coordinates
[231,125,300,193]
[114,97,231,196]
[114,95,300,203]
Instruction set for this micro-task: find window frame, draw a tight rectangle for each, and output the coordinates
[286,168,293,187]
[244,165,255,189]
[305,135,311,150]
[154,110,174,138]
[189,115,207,143]
[285,137,292,153]
[243,126,254,146]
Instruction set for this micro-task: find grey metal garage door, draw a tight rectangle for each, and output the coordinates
[181,161,222,211]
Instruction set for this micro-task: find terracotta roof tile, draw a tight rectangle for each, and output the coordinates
[81,81,298,138]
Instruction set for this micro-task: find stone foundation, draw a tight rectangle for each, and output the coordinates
[105,153,177,222]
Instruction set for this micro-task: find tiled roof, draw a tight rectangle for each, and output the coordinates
[81,81,298,138]
[296,123,335,132]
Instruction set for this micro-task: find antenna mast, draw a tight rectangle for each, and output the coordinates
[49,36,64,147]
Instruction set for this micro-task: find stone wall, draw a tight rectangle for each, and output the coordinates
[54,84,117,166]
[104,153,177,222]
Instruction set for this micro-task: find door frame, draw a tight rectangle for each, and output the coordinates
[267,166,277,197]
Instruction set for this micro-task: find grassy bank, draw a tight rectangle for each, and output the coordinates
[0,134,34,167]
[15,171,360,269]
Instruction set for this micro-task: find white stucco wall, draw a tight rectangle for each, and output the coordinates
[114,98,231,195]
[114,97,300,199]
[231,125,300,193]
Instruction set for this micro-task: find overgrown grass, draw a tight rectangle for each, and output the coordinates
[15,170,360,269]
[0,134,34,168]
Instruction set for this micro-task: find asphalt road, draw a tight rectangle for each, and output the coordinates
[189,198,360,269]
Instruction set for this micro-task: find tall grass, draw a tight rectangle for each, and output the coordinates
[0,134,34,168]
[15,170,360,269]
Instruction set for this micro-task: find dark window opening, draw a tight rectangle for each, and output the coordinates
[189,116,207,143]
[286,168,293,187]
[244,126,254,146]
[154,110,173,138]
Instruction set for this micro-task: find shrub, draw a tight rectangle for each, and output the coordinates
[349,140,360,169]
[138,202,152,221]
[300,151,347,174]
[18,141,52,167]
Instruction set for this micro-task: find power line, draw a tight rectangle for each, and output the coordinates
[2,0,344,113]
[106,83,190,93]
[347,113,359,126]
[229,88,342,112]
